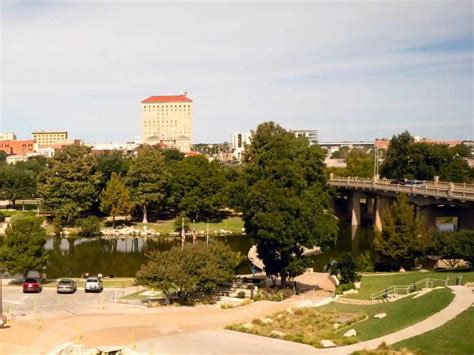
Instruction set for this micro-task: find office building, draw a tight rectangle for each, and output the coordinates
[231,132,252,161]
[141,93,193,152]
[0,140,35,155]
[32,131,68,146]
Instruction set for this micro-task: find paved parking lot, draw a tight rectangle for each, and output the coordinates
[2,286,139,320]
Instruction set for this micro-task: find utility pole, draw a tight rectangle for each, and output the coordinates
[206,219,209,246]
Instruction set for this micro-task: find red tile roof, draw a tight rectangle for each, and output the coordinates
[142,95,192,103]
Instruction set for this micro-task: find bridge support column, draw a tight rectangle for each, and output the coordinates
[350,193,361,226]
[374,196,390,231]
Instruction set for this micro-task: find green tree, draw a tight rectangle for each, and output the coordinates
[238,122,338,288]
[374,193,422,266]
[345,148,373,178]
[166,155,228,220]
[380,130,415,179]
[136,242,242,302]
[126,145,167,223]
[425,230,474,269]
[0,164,37,206]
[331,146,350,159]
[327,252,357,284]
[0,216,48,277]
[38,145,101,224]
[100,172,132,228]
[0,151,7,163]
[96,151,129,186]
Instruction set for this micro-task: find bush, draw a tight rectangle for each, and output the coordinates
[77,216,101,237]
[0,212,5,223]
[237,291,246,299]
[327,252,357,284]
[336,282,356,295]
[356,251,374,272]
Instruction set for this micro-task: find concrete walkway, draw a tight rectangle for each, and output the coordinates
[134,285,472,354]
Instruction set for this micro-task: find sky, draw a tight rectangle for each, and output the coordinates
[1,0,473,144]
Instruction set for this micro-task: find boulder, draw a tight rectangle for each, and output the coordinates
[343,329,357,337]
[262,318,273,325]
[332,323,340,330]
[285,308,294,315]
[271,330,285,338]
[374,313,387,319]
[243,323,253,330]
[320,340,337,348]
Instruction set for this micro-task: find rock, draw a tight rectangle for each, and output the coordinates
[277,314,285,319]
[374,313,387,319]
[262,318,273,325]
[271,330,285,338]
[399,266,406,273]
[332,323,340,329]
[285,308,294,315]
[343,329,357,337]
[320,340,337,348]
[354,281,361,289]
[342,289,358,295]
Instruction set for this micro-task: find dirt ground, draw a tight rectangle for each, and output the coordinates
[0,272,334,354]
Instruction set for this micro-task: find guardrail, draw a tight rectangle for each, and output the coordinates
[328,177,474,201]
[370,277,448,301]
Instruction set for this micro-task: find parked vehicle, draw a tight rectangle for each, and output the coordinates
[405,179,426,187]
[23,277,42,293]
[390,178,407,185]
[57,278,77,294]
[85,277,103,293]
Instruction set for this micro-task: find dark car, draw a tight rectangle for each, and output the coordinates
[57,278,77,294]
[390,178,407,185]
[23,277,42,293]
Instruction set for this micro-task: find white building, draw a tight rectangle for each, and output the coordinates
[0,132,17,141]
[231,132,252,161]
[290,129,318,145]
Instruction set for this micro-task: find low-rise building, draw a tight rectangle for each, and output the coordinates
[290,129,318,145]
[0,140,35,155]
[0,132,16,141]
[32,130,68,146]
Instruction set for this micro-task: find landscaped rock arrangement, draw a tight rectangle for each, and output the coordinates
[320,339,337,348]
[270,330,285,338]
[101,226,160,239]
[343,329,357,337]
[374,312,387,319]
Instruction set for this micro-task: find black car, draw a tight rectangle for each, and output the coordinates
[390,178,407,185]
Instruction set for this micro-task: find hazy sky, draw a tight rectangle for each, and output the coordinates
[1,0,473,143]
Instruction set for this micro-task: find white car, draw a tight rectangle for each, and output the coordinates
[84,277,103,293]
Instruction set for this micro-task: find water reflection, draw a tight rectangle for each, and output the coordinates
[43,221,373,278]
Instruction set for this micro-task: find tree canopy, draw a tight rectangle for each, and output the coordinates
[238,122,338,287]
[425,230,474,268]
[380,131,473,182]
[38,145,101,224]
[0,216,48,277]
[100,172,132,228]
[126,145,167,223]
[136,241,242,302]
[374,193,422,266]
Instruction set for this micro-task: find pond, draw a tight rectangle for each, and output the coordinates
[44,221,374,278]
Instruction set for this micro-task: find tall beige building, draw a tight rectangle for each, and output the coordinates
[141,93,193,152]
[32,131,68,146]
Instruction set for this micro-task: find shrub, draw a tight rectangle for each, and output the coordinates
[327,252,357,284]
[356,251,374,272]
[77,216,101,237]
[237,291,246,299]
[336,282,356,295]
[0,212,5,223]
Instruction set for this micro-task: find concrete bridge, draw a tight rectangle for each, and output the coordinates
[328,176,474,231]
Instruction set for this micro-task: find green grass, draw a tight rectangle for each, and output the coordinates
[394,307,474,355]
[120,290,163,300]
[0,210,37,218]
[135,216,244,235]
[319,288,454,341]
[348,272,474,300]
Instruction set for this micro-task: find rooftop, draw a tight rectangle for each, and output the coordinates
[142,94,192,104]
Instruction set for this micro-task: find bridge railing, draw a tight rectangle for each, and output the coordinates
[369,277,448,301]
[328,176,474,201]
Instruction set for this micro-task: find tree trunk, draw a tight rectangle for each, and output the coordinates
[280,270,288,289]
[142,204,148,224]
[112,214,116,229]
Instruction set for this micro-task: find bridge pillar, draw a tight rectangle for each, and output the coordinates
[374,196,390,231]
[350,193,361,226]
[367,197,375,216]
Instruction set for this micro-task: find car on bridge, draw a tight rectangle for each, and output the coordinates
[390,178,407,185]
[405,179,427,187]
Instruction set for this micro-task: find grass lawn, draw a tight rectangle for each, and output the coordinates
[318,288,454,341]
[348,272,474,300]
[136,216,244,235]
[394,307,474,355]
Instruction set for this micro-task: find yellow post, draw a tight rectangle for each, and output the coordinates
[131,330,136,350]
[76,324,82,343]
[6,305,12,325]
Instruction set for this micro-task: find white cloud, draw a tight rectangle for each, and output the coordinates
[1,1,472,142]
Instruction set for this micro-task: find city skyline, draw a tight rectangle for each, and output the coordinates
[1,1,473,143]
